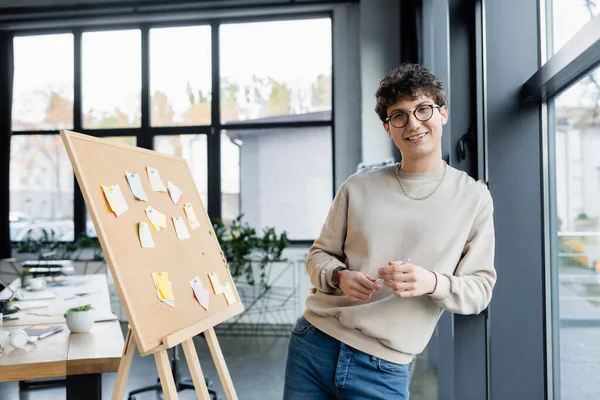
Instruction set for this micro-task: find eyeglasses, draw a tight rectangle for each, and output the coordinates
[385,104,442,129]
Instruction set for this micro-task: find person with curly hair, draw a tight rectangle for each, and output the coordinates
[283,64,496,400]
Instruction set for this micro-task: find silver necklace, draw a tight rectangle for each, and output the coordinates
[393,161,447,201]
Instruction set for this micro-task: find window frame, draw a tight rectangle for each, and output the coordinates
[8,11,335,246]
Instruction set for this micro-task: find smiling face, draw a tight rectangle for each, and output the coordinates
[383,94,448,163]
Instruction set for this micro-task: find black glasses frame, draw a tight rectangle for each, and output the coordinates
[385,104,442,128]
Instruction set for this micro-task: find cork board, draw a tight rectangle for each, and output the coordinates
[60,130,244,354]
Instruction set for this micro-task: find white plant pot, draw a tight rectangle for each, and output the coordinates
[65,311,95,333]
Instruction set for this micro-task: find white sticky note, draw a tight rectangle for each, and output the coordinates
[183,203,201,230]
[208,272,224,295]
[172,216,191,240]
[101,184,129,217]
[147,166,167,192]
[138,222,155,248]
[145,206,168,231]
[125,171,148,201]
[167,181,183,205]
[222,283,237,305]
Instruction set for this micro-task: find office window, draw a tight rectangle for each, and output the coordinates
[551,64,600,399]
[220,18,332,123]
[221,127,332,240]
[10,135,74,241]
[551,0,598,55]
[154,135,208,208]
[150,26,212,127]
[11,34,74,131]
[82,30,141,129]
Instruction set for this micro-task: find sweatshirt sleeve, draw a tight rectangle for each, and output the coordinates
[428,191,496,314]
[306,184,349,294]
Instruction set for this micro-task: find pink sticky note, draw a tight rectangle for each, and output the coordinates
[193,282,210,310]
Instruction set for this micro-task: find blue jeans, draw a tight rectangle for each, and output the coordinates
[283,316,410,400]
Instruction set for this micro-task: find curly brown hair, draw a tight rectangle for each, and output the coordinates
[375,64,446,122]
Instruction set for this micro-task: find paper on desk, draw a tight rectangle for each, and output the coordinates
[147,166,167,192]
[222,283,237,305]
[172,216,190,240]
[125,171,148,201]
[145,206,167,232]
[208,272,224,295]
[190,276,209,310]
[183,203,200,230]
[167,181,183,205]
[101,184,129,217]
[13,301,49,311]
[138,221,155,248]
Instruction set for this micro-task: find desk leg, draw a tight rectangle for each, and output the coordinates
[66,373,101,400]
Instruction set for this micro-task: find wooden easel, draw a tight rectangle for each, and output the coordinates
[59,130,244,400]
[112,327,237,400]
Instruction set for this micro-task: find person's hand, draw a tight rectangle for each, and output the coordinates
[338,270,382,302]
[377,261,437,298]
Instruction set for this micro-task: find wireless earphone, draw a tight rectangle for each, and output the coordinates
[441,117,446,124]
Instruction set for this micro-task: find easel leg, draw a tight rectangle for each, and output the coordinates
[154,349,179,400]
[205,328,238,400]
[181,338,211,399]
[112,329,136,400]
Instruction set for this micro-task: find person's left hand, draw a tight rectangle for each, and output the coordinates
[377,261,437,298]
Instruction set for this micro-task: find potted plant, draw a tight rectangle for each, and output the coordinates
[213,214,289,289]
[65,304,95,333]
[21,267,33,287]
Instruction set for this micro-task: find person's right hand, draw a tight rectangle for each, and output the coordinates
[339,270,382,302]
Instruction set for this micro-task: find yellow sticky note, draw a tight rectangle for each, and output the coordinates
[152,272,174,300]
[222,283,237,305]
[145,206,167,231]
[183,203,201,230]
[172,216,191,240]
[147,166,167,192]
[208,272,224,295]
[138,221,155,248]
[101,184,129,217]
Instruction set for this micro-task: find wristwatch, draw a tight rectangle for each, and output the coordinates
[331,266,348,289]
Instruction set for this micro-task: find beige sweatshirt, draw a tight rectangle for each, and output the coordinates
[304,164,496,364]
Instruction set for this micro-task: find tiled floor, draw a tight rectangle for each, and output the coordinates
[0,323,437,400]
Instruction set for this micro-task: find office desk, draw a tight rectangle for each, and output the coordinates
[0,275,124,399]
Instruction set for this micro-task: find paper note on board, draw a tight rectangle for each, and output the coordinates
[167,181,183,205]
[222,283,237,305]
[147,166,167,192]
[145,206,168,231]
[138,222,155,248]
[101,184,129,217]
[125,171,148,201]
[173,216,191,240]
[190,276,210,310]
[183,203,201,230]
[208,272,224,295]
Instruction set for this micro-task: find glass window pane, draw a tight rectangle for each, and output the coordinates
[82,30,141,129]
[220,18,332,123]
[221,127,332,240]
[12,34,74,131]
[154,135,208,208]
[150,26,212,127]
[552,65,600,399]
[551,0,599,55]
[10,135,73,242]
[86,136,137,238]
